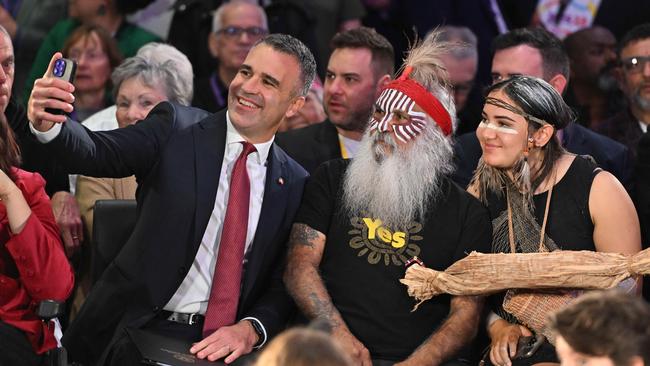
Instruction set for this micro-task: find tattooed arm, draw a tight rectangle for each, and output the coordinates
[284,223,372,366]
[395,295,483,366]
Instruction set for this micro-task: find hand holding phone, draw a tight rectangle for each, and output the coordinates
[514,335,545,359]
[44,58,77,115]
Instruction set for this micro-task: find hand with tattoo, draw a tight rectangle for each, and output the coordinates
[285,223,371,364]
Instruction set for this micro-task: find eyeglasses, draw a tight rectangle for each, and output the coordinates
[216,26,268,39]
[620,56,650,73]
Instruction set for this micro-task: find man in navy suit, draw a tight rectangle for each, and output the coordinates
[27,34,314,366]
[453,27,632,190]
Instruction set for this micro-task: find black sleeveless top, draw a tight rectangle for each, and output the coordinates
[484,156,601,365]
[486,155,601,252]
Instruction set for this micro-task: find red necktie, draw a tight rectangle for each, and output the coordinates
[203,141,256,337]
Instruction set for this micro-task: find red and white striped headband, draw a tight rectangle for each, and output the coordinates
[380,66,453,136]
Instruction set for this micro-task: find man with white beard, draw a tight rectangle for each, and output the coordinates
[284,33,493,366]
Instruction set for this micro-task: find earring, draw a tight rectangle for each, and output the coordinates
[513,136,533,204]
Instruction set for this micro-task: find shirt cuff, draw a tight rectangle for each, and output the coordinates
[29,121,62,143]
[486,310,503,331]
[241,317,267,349]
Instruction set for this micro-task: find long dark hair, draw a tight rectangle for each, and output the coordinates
[486,75,574,189]
[0,113,21,180]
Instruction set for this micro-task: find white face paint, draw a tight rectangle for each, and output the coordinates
[369,88,428,143]
[477,118,520,135]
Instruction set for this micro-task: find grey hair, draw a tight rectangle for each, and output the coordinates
[400,30,458,133]
[436,26,478,60]
[255,34,316,97]
[0,25,10,41]
[112,43,194,105]
[212,0,268,33]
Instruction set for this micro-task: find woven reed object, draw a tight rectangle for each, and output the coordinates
[400,248,650,309]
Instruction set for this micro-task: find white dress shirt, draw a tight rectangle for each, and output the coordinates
[82,105,119,131]
[163,112,272,314]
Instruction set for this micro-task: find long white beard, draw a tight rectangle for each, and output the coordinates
[342,125,455,230]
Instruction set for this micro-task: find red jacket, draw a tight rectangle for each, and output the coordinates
[0,169,74,354]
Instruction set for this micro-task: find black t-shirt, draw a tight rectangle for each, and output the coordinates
[295,159,492,361]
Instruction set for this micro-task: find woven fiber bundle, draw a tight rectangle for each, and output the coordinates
[400,248,650,306]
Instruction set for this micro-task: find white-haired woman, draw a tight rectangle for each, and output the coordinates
[76,42,194,238]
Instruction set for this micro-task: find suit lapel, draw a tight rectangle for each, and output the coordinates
[240,144,289,302]
[315,120,342,160]
[192,111,227,252]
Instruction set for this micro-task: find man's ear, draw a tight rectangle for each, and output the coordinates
[533,124,555,147]
[208,33,219,59]
[284,96,306,119]
[374,74,391,97]
[548,74,568,94]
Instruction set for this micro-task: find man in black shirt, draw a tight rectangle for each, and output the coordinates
[284,32,492,365]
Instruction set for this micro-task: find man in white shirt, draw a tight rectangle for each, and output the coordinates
[27,34,314,366]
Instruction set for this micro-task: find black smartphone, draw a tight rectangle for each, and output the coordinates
[45,57,77,115]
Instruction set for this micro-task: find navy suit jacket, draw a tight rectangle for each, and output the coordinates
[57,103,308,365]
[452,122,632,190]
[275,120,341,174]
[561,122,633,189]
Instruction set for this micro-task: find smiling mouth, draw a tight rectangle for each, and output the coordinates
[238,97,260,109]
[482,143,501,150]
